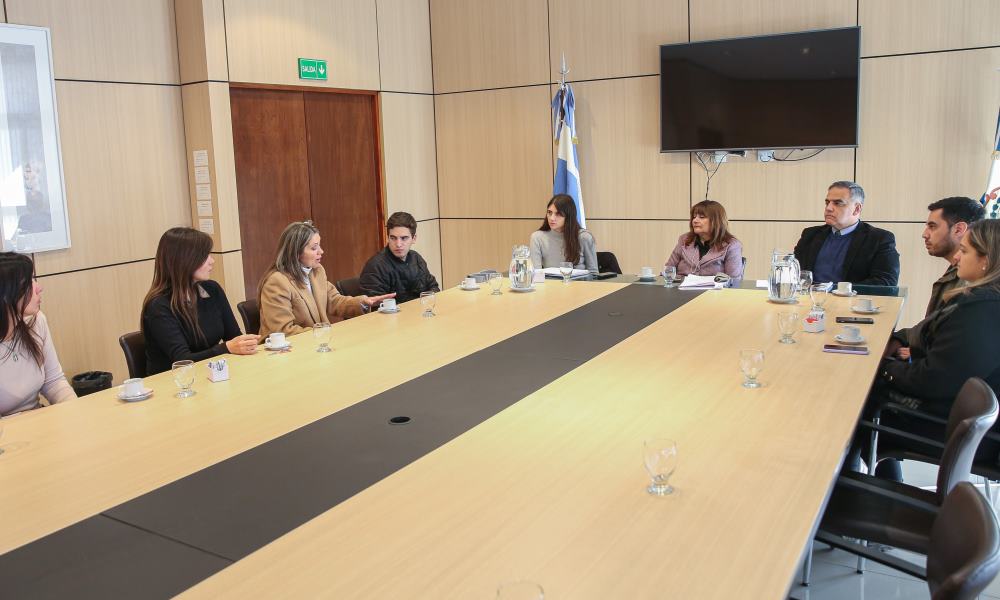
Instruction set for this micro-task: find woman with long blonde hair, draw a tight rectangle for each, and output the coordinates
[257,221,394,339]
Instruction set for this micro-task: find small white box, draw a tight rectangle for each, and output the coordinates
[803,310,825,333]
[207,359,230,382]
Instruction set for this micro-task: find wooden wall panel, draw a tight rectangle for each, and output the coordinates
[430,0,548,93]
[435,86,552,218]
[689,0,856,42]
[34,82,190,276]
[225,0,379,90]
[857,48,1000,222]
[690,150,855,221]
[377,0,433,93]
[38,260,154,385]
[182,83,242,252]
[726,220,813,282]
[7,0,179,84]
[175,0,229,84]
[860,0,1000,56]
[415,219,442,287]
[548,0,687,82]
[381,93,439,222]
[212,251,248,319]
[570,78,690,219]
[586,220,690,275]
[439,219,537,284]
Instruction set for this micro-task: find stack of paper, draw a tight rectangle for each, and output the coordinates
[678,274,723,290]
[541,267,590,279]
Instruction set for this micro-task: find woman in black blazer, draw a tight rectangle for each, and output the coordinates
[855,219,1000,477]
[141,228,258,375]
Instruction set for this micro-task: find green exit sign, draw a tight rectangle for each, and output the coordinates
[298,58,328,80]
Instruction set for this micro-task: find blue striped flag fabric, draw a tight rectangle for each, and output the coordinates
[552,84,586,228]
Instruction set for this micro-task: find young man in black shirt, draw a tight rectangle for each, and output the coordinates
[359,212,440,303]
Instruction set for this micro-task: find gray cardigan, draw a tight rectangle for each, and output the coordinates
[529,228,599,274]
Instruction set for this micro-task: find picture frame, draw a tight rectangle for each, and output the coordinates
[0,24,69,254]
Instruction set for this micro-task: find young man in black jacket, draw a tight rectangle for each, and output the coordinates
[793,181,900,286]
[359,212,440,304]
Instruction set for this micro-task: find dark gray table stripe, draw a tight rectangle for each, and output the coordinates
[0,284,700,598]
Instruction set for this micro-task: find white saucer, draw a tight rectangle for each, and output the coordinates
[851,306,881,314]
[767,297,799,305]
[377,306,400,314]
[118,387,153,402]
[637,276,656,282]
[509,286,535,293]
[832,290,858,297]
[835,334,866,345]
[459,284,480,291]
[265,342,291,351]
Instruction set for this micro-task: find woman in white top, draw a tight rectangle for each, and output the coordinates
[0,252,75,416]
[529,194,599,274]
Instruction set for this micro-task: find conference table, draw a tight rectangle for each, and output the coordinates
[0,279,904,599]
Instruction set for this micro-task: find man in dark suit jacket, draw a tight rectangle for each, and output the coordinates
[793,181,900,286]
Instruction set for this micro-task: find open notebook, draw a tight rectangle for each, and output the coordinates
[541,267,590,279]
[678,274,724,290]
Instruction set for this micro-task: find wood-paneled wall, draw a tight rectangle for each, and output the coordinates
[10,0,438,383]
[432,0,1000,329]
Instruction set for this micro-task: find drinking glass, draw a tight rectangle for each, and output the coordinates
[809,283,831,311]
[739,349,765,389]
[663,265,677,287]
[799,270,813,296]
[420,291,436,317]
[496,581,544,600]
[488,272,503,295]
[313,322,332,353]
[559,261,573,283]
[172,360,196,398]
[777,311,799,344]
[643,438,678,496]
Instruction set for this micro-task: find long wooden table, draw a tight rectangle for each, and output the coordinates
[0,282,903,598]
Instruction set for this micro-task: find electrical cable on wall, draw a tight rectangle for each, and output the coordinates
[693,151,723,200]
[772,148,825,162]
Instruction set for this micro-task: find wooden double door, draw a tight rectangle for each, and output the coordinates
[230,86,384,300]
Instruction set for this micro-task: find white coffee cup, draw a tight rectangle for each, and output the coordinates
[640,266,654,278]
[123,377,144,397]
[840,325,862,342]
[853,297,874,312]
[266,332,286,347]
[380,298,397,311]
[837,281,852,295]
[462,277,477,288]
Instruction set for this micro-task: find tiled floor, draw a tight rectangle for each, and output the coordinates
[789,462,1000,599]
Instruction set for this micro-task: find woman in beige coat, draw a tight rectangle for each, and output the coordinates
[258,221,394,339]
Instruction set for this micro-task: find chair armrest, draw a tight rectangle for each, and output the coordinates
[857,421,947,450]
[835,474,940,514]
[880,402,1000,446]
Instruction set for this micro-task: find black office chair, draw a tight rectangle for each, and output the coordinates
[802,377,998,584]
[336,277,363,296]
[237,299,260,335]
[118,331,147,379]
[596,251,622,274]
[927,482,1000,599]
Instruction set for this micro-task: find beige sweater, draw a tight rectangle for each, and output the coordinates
[0,312,76,416]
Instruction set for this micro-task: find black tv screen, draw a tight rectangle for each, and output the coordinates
[660,27,860,152]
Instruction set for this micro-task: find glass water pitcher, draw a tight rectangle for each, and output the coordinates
[508,245,535,290]
[768,250,800,303]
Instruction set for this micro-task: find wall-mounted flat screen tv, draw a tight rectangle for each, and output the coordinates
[660,27,860,153]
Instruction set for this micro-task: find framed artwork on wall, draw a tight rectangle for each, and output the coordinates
[0,24,69,253]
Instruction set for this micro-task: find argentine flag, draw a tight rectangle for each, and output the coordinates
[552,84,585,228]
[985,107,1000,219]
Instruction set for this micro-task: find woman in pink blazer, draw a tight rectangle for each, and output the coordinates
[664,200,744,279]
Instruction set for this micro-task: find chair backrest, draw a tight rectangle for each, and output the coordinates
[596,251,622,275]
[118,331,147,379]
[936,378,1000,501]
[336,277,363,297]
[927,481,1000,600]
[237,299,260,335]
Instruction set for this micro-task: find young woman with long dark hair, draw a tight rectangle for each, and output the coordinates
[0,252,75,415]
[141,227,257,375]
[529,194,598,274]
